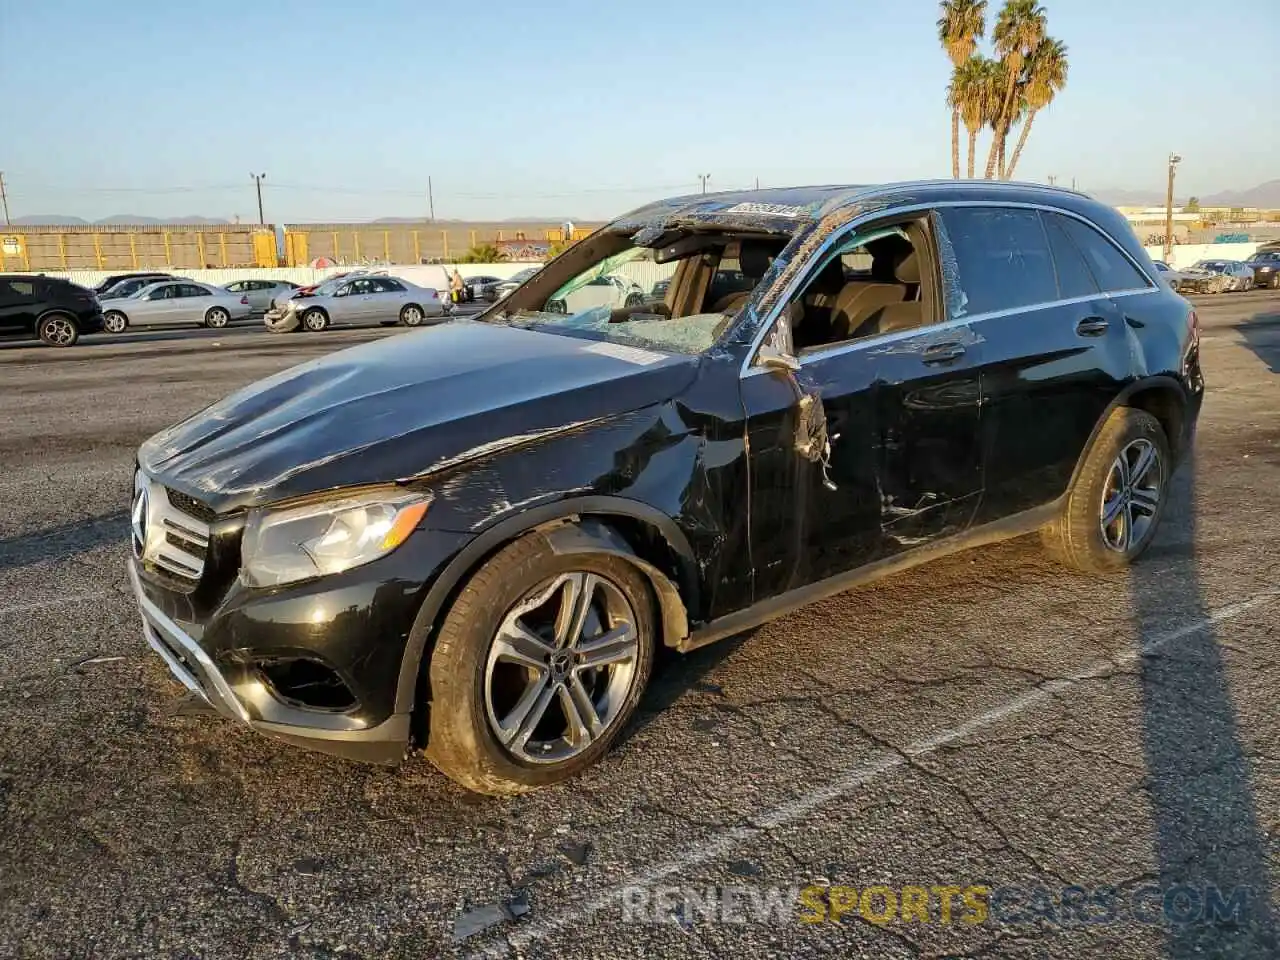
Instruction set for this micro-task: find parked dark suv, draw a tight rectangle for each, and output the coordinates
[0,274,105,346]
[128,182,1203,794]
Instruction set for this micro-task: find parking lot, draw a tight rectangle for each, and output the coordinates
[0,292,1277,958]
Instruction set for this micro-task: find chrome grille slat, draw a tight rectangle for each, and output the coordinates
[134,473,212,584]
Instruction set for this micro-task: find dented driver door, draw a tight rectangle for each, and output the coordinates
[740,324,984,601]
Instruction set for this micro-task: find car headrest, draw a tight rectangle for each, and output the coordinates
[739,240,776,279]
[895,251,920,284]
[808,258,846,296]
[869,234,913,282]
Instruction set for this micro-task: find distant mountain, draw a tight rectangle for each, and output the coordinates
[1201,180,1280,208]
[10,214,230,226]
[95,215,230,225]
[1090,180,1280,210]
[11,215,88,225]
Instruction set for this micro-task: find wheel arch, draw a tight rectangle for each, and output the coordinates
[1068,376,1191,491]
[38,307,81,327]
[395,495,700,726]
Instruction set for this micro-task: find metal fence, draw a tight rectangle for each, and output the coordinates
[281,221,596,266]
[0,224,276,272]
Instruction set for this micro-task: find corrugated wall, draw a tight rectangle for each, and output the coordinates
[0,224,276,271]
[281,221,597,266]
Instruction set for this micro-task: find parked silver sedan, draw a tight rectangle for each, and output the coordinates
[100,281,252,333]
[222,279,300,314]
[263,275,447,332]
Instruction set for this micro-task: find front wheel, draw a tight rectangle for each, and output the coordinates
[302,308,329,332]
[38,313,79,347]
[400,304,424,327]
[1041,407,1170,573]
[425,533,656,795]
[103,311,128,334]
[204,307,230,328]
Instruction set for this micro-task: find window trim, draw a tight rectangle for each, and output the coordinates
[740,199,1158,379]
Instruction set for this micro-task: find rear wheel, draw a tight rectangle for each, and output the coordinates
[38,313,79,347]
[400,304,425,327]
[103,311,128,334]
[204,307,230,328]
[1041,407,1170,573]
[425,532,655,795]
[302,308,329,332]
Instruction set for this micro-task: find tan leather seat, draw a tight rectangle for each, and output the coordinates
[839,249,920,340]
[711,240,778,314]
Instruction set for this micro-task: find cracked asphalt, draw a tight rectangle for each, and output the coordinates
[1,294,1278,959]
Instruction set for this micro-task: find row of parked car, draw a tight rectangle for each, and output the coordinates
[1154,250,1280,294]
[0,268,464,346]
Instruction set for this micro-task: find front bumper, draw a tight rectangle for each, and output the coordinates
[129,560,411,764]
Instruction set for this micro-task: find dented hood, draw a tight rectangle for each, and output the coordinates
[138,321,699,513]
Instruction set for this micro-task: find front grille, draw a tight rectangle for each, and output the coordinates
[136,474,212,585]
[166,488,218,524]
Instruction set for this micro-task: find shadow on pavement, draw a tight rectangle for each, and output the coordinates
[1237,307,1280,375]
[619,632,754,747]
[0,509,129,573]
[1134,451,1276,954]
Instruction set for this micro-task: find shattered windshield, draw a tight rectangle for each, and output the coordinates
[503,234,784,355]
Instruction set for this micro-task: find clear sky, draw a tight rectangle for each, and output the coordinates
[0,0,1275,223]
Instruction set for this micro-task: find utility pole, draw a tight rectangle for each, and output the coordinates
[1164,153,1181,263]
[0,171,9,226]
[755,176,760,190]
[250,172,266,225]
[698,173,711,194]
[1047,174,1057,186]
[428,176,435,221]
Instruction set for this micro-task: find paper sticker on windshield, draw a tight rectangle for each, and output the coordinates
[723,202,807,218]
[581,342,666,365]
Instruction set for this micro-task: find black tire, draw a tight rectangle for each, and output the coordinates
[204,307,230,329]
[301,308,329,332]
[37,313,79,347]
[103,310,129,334]
[399,303,425,327]
[624,293,644,308]
[424,531,656,795]
[1041,407,1170,574]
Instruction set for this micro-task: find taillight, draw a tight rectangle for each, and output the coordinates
[429,290,438,299]
[240,296,249,304]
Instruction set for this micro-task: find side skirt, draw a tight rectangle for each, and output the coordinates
[677,499,1063,654]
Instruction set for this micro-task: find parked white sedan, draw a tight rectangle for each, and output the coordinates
[101,281,252,332]
[264,275,447,332]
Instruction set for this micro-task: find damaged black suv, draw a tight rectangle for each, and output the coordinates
[129,182,1203,794]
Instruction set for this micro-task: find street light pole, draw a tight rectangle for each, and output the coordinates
[1164,153,1181,264]
[698,173,711,194]
[251,172,267,225]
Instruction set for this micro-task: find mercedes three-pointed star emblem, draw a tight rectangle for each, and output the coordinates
[131,482,149,559]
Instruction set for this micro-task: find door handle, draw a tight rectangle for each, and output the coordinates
[922,341,966,365]
[1076,317,1110,337]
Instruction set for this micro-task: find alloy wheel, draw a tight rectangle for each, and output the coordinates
[484,572,640,764]
[42,316,76,346]
[206,308,229,328]
[402,305,423,326]
[104,313,127,333]
[1099,438,1162,553]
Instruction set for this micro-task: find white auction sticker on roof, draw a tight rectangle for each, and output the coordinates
[723,202,807,218]
[580,341,666,365]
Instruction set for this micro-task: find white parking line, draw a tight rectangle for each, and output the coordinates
[474,590,1279,956]
[0,593,115,618]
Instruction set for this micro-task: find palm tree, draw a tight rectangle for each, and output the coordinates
[953,55,996,178]
[938,1,988,178]
[985,0,1046,179]
[1004,37,1068,180]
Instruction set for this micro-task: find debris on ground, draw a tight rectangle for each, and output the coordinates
[453,890,531,942]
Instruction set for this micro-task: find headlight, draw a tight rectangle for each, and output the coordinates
[240,490,430,587]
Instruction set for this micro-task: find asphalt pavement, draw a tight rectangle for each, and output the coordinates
[0,292,1277,959]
